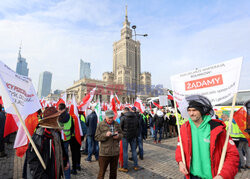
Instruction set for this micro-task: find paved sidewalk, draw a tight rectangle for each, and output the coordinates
[1,135,249,178]
[0,134,15,179]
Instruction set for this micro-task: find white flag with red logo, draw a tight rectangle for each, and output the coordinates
[0,61,41,148]
[78,88,96,111]
[134,97,145,113]
[170,57,243,106]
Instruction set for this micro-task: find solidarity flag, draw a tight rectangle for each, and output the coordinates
[0,61,41,149]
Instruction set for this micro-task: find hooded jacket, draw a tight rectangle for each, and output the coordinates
[175,119,239,179]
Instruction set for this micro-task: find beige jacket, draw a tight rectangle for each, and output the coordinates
[95,120,123,156]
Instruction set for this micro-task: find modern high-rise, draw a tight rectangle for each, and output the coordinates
[16,46,29,76]
[79,59,91,79]
[38,71,52,98]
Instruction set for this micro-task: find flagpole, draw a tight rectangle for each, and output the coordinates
[217,93,237,174]
[12,103,46,170]
[173,98,186,166]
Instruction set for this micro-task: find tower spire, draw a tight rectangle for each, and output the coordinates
[18,41,22,59]
[125,5,128,21]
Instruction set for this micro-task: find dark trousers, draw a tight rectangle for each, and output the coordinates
[0,134,4,152]
[70,136,81,170]
[98,155,119,179]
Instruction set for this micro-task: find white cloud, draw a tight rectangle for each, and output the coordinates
[0,0,250,97]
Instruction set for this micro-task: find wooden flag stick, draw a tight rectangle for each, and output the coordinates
[12,103,46,170]
[217,93,237,174]
[174,98,186,166]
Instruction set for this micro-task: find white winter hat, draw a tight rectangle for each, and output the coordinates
[157,110,164,117]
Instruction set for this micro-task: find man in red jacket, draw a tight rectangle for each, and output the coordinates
[175,95,239,179]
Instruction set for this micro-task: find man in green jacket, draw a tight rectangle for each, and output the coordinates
[95,110,123,179]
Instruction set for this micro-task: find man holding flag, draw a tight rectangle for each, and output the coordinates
[176,95,239,179]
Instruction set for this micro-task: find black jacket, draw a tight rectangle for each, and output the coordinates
[86,111,98,136]
[120,112,139,140]
[25,128,67,179]
[0,111,6,136]
[154,114,164,128]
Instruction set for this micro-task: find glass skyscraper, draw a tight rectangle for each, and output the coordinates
[38,71,52,98]
[79,59,91,79]
[16,47,29,76]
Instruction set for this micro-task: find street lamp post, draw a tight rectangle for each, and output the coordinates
[131,25,147,101]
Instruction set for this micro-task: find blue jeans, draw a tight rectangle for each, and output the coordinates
[87,135,99,161]
[150,127,154,137]
[63,141,71,179]
[154,126,163,141]
[137,135,143,158]
[122,138,138,169]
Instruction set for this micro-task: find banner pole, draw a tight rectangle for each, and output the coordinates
[12,103,46,170]
[174,98,186,166]
[217,93,237,174]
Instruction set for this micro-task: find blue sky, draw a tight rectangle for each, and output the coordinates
[0,0,250,92]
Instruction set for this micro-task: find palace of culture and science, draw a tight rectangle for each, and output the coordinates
[67,7,151,103]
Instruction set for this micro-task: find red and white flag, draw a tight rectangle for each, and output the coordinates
[0,61,41,149]
[110,92,118,119]
[69,94,83,145]
[0,96,3,105]
[134,97,145,113]
[167,91,174,100]
[78,88,96,111]
[56,93,67,109]
[115,93,120,105]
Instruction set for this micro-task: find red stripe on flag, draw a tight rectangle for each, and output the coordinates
[4,114,18,137]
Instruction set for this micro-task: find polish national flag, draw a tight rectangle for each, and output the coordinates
[168,91,174,100]
[69,94,83,145]
[233,107,250,146]
[134,97,145,113]
[78,88,96,111]
[0,96,3,105]
[56,93,67,109]
[153,101,163,109]
[4,114,19,137]
[110,92,118,119]
[115,93,121,105]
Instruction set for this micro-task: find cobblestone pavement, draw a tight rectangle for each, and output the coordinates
[0,134,15,179]
[1,135,249,179]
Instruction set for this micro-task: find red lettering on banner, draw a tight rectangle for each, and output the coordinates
[185,74,223,91]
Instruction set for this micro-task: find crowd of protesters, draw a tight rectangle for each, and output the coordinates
[0,96,249,179]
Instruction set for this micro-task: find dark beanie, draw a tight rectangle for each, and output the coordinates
[187,101,206,115]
